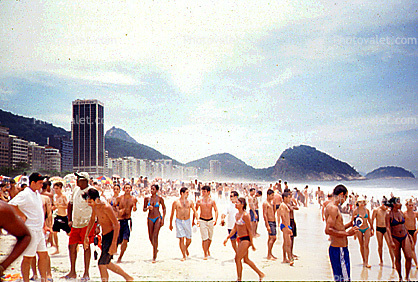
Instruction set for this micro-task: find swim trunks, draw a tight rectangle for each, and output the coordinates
[52,215,71,234]
[176,218,192,239]
[250,210,259,222]
[268,221,277,236]
[280,223,292,231]
[290,218,297,237]
[376,226,386,235]
[329,246,350,281]
[199,218,214,241]
[228,229,237,241]
[117,218,131,244]
[408,229,416,237]
[98,231,114,265]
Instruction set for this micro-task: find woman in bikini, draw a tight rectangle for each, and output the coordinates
[109,184,120,215]
[223,197,264,281]
[143,184,166,263]
[386,196,413,281]
[351,196,374,268]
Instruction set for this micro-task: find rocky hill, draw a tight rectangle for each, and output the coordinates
[185,153,274,181]
[366,166,415,179]
[272,145,363,181]
[105,126,138,144]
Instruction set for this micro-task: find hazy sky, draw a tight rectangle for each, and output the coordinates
[1,0,417,173]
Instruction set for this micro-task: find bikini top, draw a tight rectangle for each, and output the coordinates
[390,213,405,226]
[357,212,368,219]
[147,197,160,208]
[236,213,245,225]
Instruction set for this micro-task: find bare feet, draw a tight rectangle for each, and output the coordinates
[259,272,265,281]
[61,273,76,279]
[116,259,122,263]
[379,262,383,266]
[289,260,294,266]
[365,264,371,268]
[267,256,277,261]
[152,259,156,264]
[282,259,290,264]
[181,257,186,262]
[185,249,189,256]
[203,256,208,260]
[51,248,59,255]
[126,275,134,281]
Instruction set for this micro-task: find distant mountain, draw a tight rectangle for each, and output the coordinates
[105,126,138,144]
[105,136,181,164]
[366,166,415,179]
[0,109,70,145]
[272,145,363,181]
[185,153,274,181]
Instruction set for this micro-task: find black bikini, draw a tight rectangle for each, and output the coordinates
[390,214,407,243]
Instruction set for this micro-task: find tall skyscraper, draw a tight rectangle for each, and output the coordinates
[72,99,105,176]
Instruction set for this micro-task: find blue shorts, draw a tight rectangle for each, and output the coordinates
[268,221,277,236]
[228,229,237,241]
[250,210,259,222]
[329,246,350,281]
[117,219,131,244]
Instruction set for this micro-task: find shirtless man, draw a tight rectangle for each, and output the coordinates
[322,194,334,222]
[51,182,71,255]
[195,185,218,259]
[116,184,137,263]
[279,191,293,265]
[371,200,395,267]
[325,184,358,281]
[405,198,418,268]
[248,188,259,237]
[0,201,31,277]
[316,187,325,207]
[273,187,282,215]
[169,187,197,261]
[83,188,133,282]
[263,189,277,260]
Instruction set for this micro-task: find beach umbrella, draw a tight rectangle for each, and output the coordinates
[50,176,66,183]
[14,175,23,182]
[97,176,112,184]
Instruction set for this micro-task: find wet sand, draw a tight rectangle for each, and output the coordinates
[1,195,418,281]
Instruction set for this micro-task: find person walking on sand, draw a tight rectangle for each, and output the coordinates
[169,187,197,261]
[223,197,265,282]
[116,183,137,263]
[371,199,395,268]
[263,189,277,260]
[248,188,259,237]
[404,198,418,268]
[0,201,31,278]
[386,196,414,281]
[82,188,133,282]
[143,184,166,263]
[325,184,358,281]
[8,172,51,282]
[351,196,374,268]
[196,185,218,259]
[51,182,71,255]
[221,191,239,253]
[279,191,294,266]
[62,172,96,280]
[109,184,121,215]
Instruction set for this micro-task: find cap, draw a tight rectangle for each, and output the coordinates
[75,172,90,180]
[29,172,46,183]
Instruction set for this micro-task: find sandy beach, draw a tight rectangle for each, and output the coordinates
[1,193,418,281]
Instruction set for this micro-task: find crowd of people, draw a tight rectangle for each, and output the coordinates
[0,173,417,281]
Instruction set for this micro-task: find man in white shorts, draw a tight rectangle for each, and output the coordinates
[195,186,218,259]
[169,187,197,261]
[9,172,50,282]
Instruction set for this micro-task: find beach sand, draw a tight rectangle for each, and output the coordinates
[1,195,418,281]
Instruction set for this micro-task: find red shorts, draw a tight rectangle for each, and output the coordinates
[69,223,97,245]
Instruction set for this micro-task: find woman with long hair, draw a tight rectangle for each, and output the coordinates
[351,196,374,268]
[143,184,166,263]
[386,196,413,281]
[223,197,264,281]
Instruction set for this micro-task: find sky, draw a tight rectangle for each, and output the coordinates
[0,0,417,173]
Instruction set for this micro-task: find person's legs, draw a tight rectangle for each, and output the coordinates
[36,251,48,281]
[234,241,247,281]
[107,262,134,281]
[363,229,371,268]
[383,232,395,268]
[402,236,414,280]
[117,240,128,263]
[376,231,384,265]
[98,265,109,282]
[82,245,91,278]
[30,257,37,280]
[152,218,162,262]
[52,232,59,255]
[393,239,402,280]
[179,237,186,260]
[357,232,366,266]
[185,238,191,256]
[21,256,33,282]
[243,249,265,280]
[230,239,238,253]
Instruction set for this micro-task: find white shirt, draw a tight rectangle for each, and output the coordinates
[9,187,44,230]
[224,201,238,229]
[70,186,93,228]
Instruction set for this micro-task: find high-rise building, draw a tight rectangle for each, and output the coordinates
[0,126,10,168]
[48,135,73,172]
[209,160,221,178]
[9,135,28,168]
[72,99,105,176]
[45,146,61,172]
[28,142,46,171]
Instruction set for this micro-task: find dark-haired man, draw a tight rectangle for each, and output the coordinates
[279,191,293,266]
[196,185,218,259]
[9,172,50,282]
[221,190,239,253]
[169,187,197,261]
[83,188,133,281]
[372,200,395,268]
[8,179,19,199]
[116,183,137,263]
[325,184,358,281]
[263,189,277,260]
